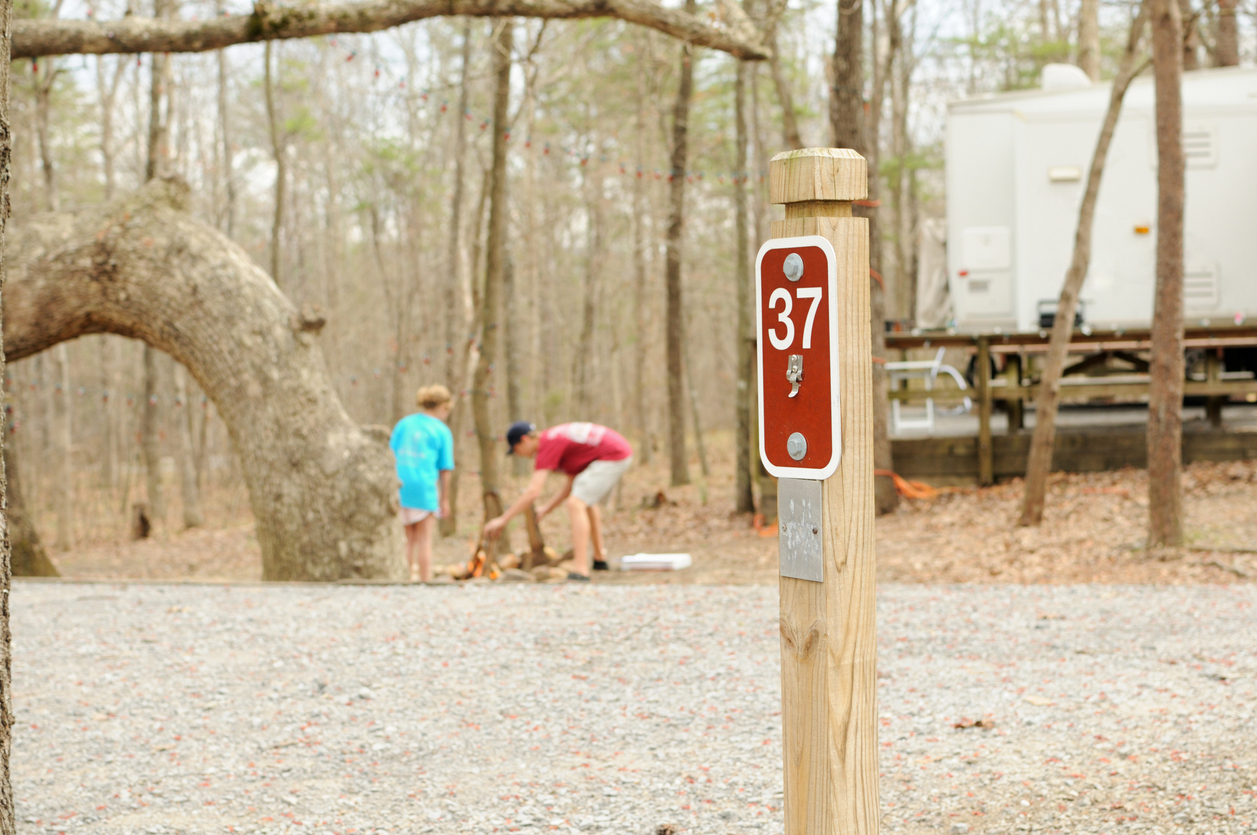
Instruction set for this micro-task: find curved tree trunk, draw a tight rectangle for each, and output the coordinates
[4,178,404,581]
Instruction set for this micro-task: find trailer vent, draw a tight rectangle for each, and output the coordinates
[1148,122,1217,168]
[1183,265,1219,311]
[1182,123,1217,167]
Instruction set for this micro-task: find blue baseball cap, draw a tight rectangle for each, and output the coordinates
[506,421,536,454]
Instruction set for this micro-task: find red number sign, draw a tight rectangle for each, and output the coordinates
[756,236,841,479]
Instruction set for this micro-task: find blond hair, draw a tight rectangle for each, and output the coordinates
[416,384,452,410]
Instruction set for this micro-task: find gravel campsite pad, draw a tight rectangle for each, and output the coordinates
[11,582,1257,835]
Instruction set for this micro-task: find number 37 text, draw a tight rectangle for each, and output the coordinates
[767,287,823,351]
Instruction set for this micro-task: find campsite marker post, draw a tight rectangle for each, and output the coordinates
[758,148,879,834]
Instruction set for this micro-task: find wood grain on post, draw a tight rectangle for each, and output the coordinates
[769,147,880,835]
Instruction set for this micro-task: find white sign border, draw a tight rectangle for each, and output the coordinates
[755,235,842,481]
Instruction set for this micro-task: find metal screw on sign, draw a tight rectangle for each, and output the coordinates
[786,432,807,460]
[783,253,804,282]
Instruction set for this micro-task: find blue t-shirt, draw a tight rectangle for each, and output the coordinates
[389,413,454,511]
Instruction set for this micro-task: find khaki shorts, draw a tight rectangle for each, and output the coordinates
[571,457,632,506]
[400,507,434,526]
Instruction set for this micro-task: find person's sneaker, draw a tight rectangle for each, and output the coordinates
[566,572,591,583]
[592,559,610,572]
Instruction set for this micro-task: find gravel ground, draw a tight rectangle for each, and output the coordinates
[11,581,1257,835]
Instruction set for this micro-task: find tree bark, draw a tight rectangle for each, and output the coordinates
[3,443,59,578]
[888,0,913,319]
[98,335,119,487]
[1077,0,1100,80]
[471,19,512,526]
[1,0,21,821]
[34,59,59,212]
[216,37,236,235]
[140,345,167,529]
[1176,0,1198,70]
[1147,0,1185,547]
[748,60,778,520]
[1214,0,1238,66]
[445,20,472,391]
[440,20,475,538]
[1018,1,1149,527]
[4,179,404,580]
[51,343,74,549]
[573,164,603,416]
[12,0,769,59]
[831,0,897,514]
[264,41,285,286]
[631,32,653,463]
[733,59,754,513]
[683,325,710,477]
[766,32,803,151]
[664,0,697,487]
[145,40,170,180]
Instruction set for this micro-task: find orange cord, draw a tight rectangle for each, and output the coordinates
[874,469,940,500]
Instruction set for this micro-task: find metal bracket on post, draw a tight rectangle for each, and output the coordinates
[778,478,823,582]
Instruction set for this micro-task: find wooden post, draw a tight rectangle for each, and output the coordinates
[769,149,879,834]
[1004,353,1024,432]
[1205,348,1223,429]
[976,336,993,486]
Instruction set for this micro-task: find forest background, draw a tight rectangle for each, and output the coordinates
[7,0,1254,555]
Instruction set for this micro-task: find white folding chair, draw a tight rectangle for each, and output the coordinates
[886,347,973,433]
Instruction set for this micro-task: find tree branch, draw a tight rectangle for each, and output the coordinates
[12,0,770,59]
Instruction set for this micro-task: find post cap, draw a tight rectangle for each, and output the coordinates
[769,148,867,204]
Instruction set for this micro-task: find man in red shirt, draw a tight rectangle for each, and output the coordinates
[484,421,633,580]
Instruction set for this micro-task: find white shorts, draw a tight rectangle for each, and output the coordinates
[400,507,434,526]
[571,457,632,506]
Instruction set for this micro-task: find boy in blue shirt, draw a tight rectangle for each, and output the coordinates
[389,385,455,582]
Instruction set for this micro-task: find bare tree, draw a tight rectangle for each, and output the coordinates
[441,21,476,538]
[216,5,236,235]
[573,162,605,415]
[6,180,404,581]
[1018,1,1149,527]
[1077,0,1101,79]
[631,32,654,464]
[264,41,285,285]
[732,58,754,514]
[1177,0,1199,69]
[173,365,204,528]
[12,0,770,60]
[664,0,698,487]
[471,19,514,529]
[32,54,61,212]
[140,345,166,529]
[831,0,898,514]
[1,0,21,819]
[1147,0,1185,547]
[1214,0,1238,65]
[52,344,72,549]
[763,0,804,152]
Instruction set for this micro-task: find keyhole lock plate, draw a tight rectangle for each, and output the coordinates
[786,354,803,398]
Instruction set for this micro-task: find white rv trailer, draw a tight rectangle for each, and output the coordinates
[945,65,1257,335]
